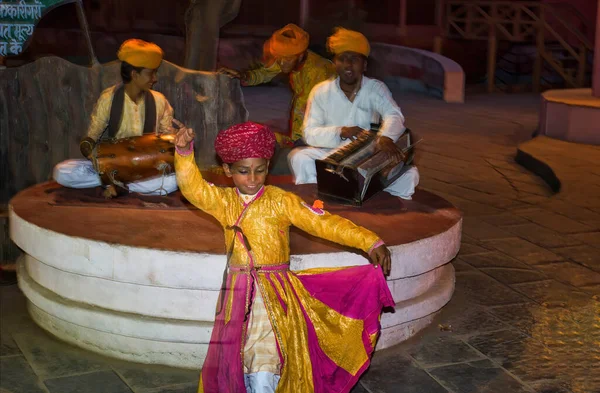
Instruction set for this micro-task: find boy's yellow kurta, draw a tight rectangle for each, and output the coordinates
[176,152,394,393]
[243,51,335,143]
[176,152,379,265]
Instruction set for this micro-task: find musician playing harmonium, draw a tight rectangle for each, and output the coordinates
[288,28,420,200]
[53,39,178,197]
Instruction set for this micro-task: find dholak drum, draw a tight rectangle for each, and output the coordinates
[91,133,175,190]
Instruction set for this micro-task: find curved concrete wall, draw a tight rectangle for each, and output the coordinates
[217,38,465,103]
[11,207,459,369]
[538,88,600,146]
[369,43,465,103]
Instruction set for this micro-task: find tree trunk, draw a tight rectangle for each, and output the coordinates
[184,0,242,71]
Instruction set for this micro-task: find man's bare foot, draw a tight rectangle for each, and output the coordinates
[103,185,118,199]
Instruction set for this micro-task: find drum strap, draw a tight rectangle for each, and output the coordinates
[107,85,157,139]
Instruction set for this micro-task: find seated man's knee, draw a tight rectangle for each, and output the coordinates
[53,163,67,185]
[163,173,179,194]
[287,147,311,169]
[53,159,101,188]
[128,174,178,195]
[406,166,420,187]
[385,165,419,200]
[287,147,319,184]
[53,160,78,186]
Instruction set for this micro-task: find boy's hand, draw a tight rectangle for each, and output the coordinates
[172,119,195,149]
[370,245,391,276]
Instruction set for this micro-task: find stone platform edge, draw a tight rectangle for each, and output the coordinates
[516,141,561,193]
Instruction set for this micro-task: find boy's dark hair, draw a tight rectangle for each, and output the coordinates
[121,61,145,84]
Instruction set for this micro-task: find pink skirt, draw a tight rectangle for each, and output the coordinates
[199,263,394,393]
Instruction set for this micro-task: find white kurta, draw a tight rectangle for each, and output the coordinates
[288,76,419,199]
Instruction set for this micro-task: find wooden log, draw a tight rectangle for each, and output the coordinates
[184,0,242,71]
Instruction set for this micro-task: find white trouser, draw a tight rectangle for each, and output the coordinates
[244,372,281,393]
[288,146,420,200]
[53,159,178,196]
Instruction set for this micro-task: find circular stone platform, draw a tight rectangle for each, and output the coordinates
[539,88,600,145]
[10,180,461,369]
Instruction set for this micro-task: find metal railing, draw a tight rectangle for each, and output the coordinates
[442,1,594,92]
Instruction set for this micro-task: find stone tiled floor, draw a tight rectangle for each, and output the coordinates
[1,86,599,393]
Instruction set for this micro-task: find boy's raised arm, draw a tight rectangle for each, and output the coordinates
[174,126,228,224]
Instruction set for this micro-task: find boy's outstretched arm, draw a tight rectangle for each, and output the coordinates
[282,192,392,275]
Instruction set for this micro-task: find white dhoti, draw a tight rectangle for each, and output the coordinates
[288,147,420,200]
[244,372,281,393]
[53,159,178,196]
[242,286,281,393]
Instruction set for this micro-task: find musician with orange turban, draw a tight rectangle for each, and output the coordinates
[173,121,394,393]
[288,28,420,200]
[53,38,178,197]
[219,24,335,146]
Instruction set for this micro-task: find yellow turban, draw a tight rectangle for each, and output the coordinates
[327,27,370,57]
[117,39,164,69]
[266,24,309,57]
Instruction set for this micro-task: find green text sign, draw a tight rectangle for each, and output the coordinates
[0,0,75,56]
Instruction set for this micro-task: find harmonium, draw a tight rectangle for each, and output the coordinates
[315,125,416,206]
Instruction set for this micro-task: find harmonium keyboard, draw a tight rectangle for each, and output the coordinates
[315,125,415,206]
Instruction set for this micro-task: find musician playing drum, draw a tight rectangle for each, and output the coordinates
[288,28,420,200]
[53,39,178,197]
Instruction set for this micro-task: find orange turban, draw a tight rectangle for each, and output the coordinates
[117,39,164,69]
[327,27,370,57]
[266,24,309,57]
